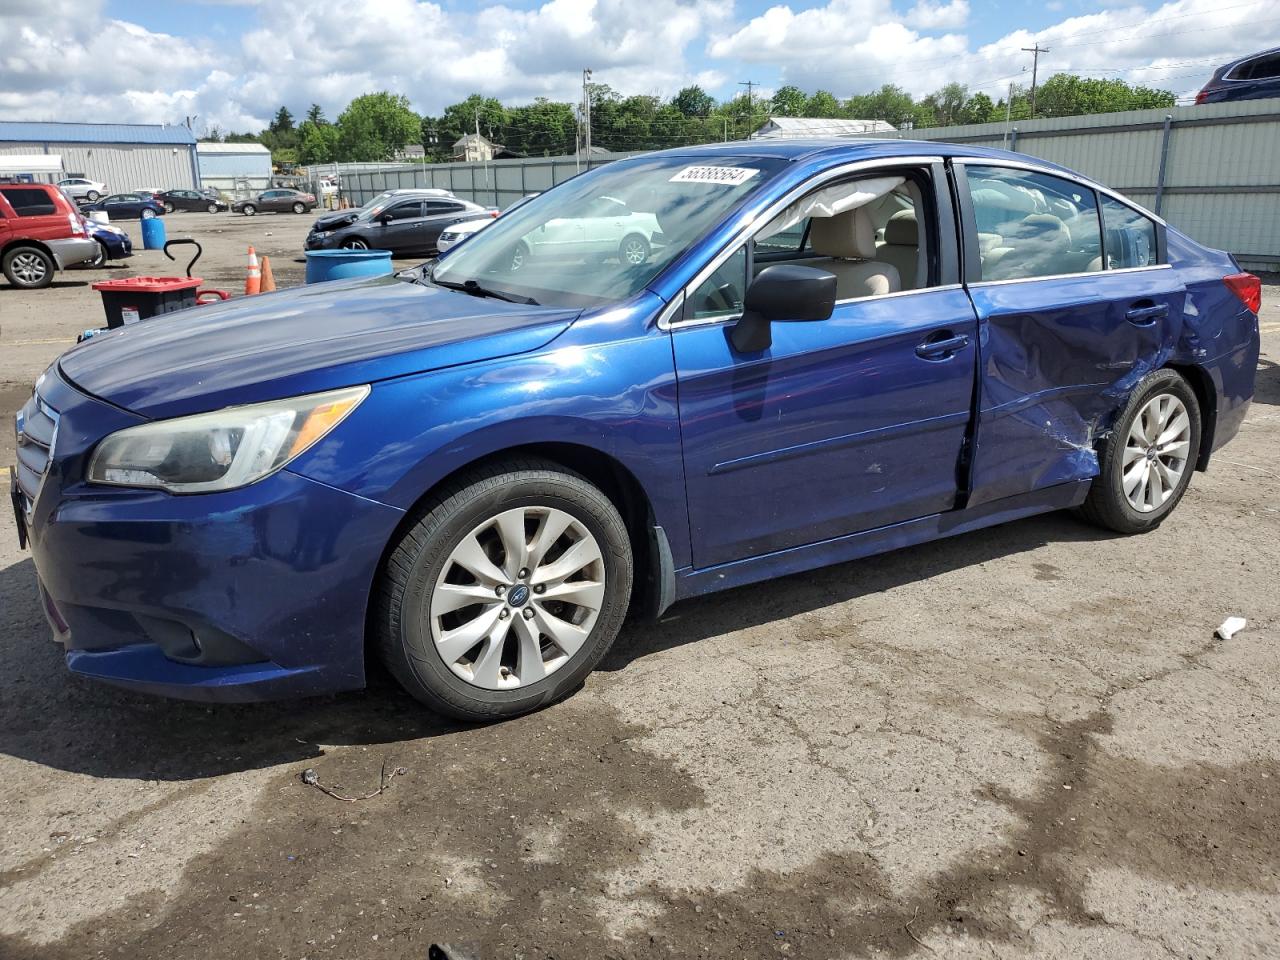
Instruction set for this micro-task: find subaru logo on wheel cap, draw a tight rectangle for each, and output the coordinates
[507,584,530,607]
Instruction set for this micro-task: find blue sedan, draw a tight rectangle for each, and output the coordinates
[12,140,1260,719]
[80,192,165,220]
[80,220,134,266]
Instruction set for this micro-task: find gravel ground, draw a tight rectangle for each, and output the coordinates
[1,214,1278,959]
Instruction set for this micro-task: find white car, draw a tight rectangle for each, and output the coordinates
[57,177,107,201]
[437,194,539,254]
[516,194,661,267]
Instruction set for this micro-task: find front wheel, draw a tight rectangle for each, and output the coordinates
[341,237,368,250]
[207,202,219,214]
[88,241,109,268]
[1079,369,1201,534]
[242,204,257,217]
[510,240,530,272]
[293,202,306,214]
[376,460,633,721]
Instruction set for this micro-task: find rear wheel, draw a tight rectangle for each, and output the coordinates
[293,202,306,214]
[140,208,156,220]
[376,460,633,721]
[1079,369,1201,534]
[242,204,257,217]
[86,190,100,202]
[163,201,176,214]
[3,246,54,289]
[619,233,650,266]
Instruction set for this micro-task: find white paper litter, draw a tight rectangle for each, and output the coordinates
[1215,616,1247,641]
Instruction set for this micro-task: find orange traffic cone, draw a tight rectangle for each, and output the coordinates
[260,255,276,293]
[245,246,261,295]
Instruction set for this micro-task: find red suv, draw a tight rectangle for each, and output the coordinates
[0,183,99,289]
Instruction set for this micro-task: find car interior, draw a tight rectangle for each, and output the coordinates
[687,170,934,320]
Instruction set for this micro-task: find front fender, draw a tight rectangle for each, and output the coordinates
[288,298,692,567]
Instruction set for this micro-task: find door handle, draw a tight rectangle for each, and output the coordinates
[915,333,970,360]
[1125,302,1168,324]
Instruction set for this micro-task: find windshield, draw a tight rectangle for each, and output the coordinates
[432,155,786,308]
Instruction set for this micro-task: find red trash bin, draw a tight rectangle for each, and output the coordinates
[90,276,204,329]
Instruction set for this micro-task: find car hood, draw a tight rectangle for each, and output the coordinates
[58,273,580,419]
[312,210,362,230]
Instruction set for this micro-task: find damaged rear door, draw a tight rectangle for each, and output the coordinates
[954,161,1185,507]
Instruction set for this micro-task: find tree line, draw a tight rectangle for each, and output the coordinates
[200,74,1176,167]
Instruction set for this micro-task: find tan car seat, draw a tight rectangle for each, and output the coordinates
[807,207,900,298]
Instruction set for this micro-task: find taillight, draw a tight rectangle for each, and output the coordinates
[1195,89,1209,104]
[1223,272,1261,314]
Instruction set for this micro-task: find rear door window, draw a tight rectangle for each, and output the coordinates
[1100,195,1158,269]
[385,201,424,221]
[0,188,57,216]
[964,166,1103,281]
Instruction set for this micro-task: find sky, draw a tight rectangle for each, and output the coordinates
[1,0,1277,135]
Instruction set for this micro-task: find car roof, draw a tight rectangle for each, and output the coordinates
[640,137,1073,167]
[1223,45,1280,69]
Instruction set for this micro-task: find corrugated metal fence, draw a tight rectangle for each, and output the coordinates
[314,153,644,213]
[317,99,1280,272]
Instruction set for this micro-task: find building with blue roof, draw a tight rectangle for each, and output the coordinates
[0,121,200,191]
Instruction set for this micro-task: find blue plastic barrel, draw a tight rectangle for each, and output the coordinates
[305,249,393,284]
[140,216,166,250]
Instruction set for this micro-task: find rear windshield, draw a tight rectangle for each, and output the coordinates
[0,188,57,217]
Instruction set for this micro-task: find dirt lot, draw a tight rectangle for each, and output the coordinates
[1,213,1278,959]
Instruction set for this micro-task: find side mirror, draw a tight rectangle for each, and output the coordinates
[730,264,837,353]
[378,213,393,224]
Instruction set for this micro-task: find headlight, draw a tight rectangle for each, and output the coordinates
[316,231,331,239]
[87,385,369,493]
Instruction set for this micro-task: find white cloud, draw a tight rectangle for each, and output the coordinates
[708,0,1280,101]
[0,0,1275,132]
[906,0,969,30]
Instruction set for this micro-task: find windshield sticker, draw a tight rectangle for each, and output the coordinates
[668,166,760,186]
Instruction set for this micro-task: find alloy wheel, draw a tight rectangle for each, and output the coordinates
[10,252,49,285]
[622,238,647,264]
[342,238,368,250]
[429,506,606,690]
[1122,392,1191,513]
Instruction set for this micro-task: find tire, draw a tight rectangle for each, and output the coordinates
[242,204,257,217]
[2,246,54,289]
[619,233,650,266]
[207,202,219,214]
[86,190,100,202]
[293,202,307,214]
[163,201,176,214]
[140,208,156,220]
[341,238,369,250]
[88,241,108,268]
[376,459,633,721]
[1079,369,1202,534]
[510,240,530,272]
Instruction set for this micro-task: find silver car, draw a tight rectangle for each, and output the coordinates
[56,177,107,201]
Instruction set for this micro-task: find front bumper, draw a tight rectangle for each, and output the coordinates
[20,368,405,702]
[47,237,100,269]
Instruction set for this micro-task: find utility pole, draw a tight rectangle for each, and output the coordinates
[738,80,758,140]
[582,68,593,161]
[1021,43,1049,118]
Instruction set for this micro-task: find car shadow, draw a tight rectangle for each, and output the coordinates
[0,509,1113,783]
[1252,357,1279,407]
[603,509,1112,671]
[0,279,89,292]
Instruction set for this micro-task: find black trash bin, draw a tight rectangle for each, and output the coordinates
[91,276,204,329]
